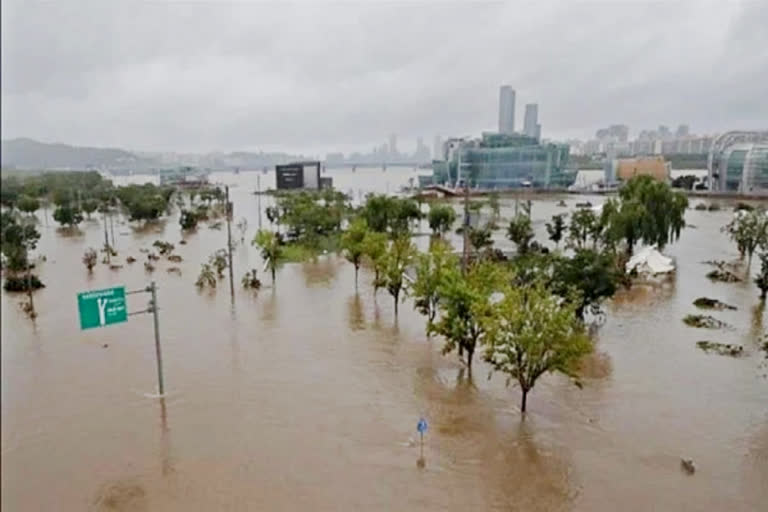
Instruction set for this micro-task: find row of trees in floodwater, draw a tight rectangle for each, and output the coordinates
[2,171,767,411]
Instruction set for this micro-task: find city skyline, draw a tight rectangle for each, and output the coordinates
[2,1,767,156]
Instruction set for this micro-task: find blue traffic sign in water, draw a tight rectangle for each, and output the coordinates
[417,418,428,434]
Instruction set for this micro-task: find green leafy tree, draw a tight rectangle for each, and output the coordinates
[115,183,172,222]
[468,225,494,255]
[53,205,84,228]
[361,230,388,293]
[550,249,620,319]
[340,217,369,288]
[568,208,596,250]
[412,240,457,328]
[482,280,592,413]
[427,203,457,236]
[545,214,566,249]
[196,263,217,289]
[429,262,505,376]
[179,209,200,230]
[507,214,534,255]
[724,208,768,272]
[602,198,644,254]
[253,230,283,284]
[81,199,98,219]
[17,195,40,215]
[618,175,688,250]
[360,194,422,236]
[380,235,416,316]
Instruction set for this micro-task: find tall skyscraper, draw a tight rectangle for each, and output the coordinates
[498,85,516,134]
[523,103,539,138]
[433,135,443,160]
[388,133,398,158]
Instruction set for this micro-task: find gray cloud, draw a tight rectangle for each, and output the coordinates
[2,0,766,155]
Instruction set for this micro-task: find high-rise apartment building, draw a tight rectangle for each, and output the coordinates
[523,103,539,139]
[498,85,516,134]
[388,133,398,158]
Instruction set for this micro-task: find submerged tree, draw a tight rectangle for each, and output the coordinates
[380,235,416,316]
[482,280,592,413]
[618,175,688,250]
[209,249,229,278]
[340,217,369,288]
[755,249,768,300]
[412,239,457,329]
[361,230,388,294]
[724,208,768,272]
[241,269,262,290]
[253,230,283,284]
[82,248,98,273]
[429,262,504,376]
[546,214,566,249]
[427,203,457,237]
[550,249,620,319]
[195,263,217,289]
[53,205,84,229]
[507,214,534,255]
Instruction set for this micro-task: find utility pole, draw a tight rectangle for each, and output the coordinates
[225,186,234,298]
[148,281,165,396]
[109,212,116,248]
[103,209,111,264]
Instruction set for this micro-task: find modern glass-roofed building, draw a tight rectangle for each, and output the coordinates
[709,131,768,195]
[431,133,573,189]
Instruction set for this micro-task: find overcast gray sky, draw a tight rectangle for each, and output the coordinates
[2,0,767,155]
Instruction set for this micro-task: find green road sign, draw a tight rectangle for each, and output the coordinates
[77,286,128,330]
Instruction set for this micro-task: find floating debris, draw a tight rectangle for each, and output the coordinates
[167,267,182,275]
[706,268,742,283]
[693,297,737,311]
[681,458,696,474]
[168,254,183,263]
[109,264,123,271]
[683,315,730,329]
[144,262,155,273]
[126,256,136,264]
[696,341,744,357]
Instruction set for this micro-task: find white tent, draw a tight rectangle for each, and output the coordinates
[626,246,675,275]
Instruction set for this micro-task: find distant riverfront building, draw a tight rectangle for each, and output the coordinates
[430,132,572,189]
[498,85,516,134]
[708,131,768,195]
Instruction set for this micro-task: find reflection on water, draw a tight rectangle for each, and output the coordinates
[2,170,767,510]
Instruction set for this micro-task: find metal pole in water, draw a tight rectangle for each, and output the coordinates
[149,281,165,396]
[225,186,234,298]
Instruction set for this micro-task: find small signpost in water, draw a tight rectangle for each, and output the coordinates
[417,417,428,463]
[76,282,165,396]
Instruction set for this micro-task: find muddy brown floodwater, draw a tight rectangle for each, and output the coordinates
[2,169,767,511]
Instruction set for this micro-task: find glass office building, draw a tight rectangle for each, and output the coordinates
[431,133,573,189]
[710,143,768,194]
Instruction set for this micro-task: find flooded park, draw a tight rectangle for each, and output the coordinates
[2,168,767,511]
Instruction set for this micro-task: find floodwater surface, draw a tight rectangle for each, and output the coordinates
[2,168,767,511]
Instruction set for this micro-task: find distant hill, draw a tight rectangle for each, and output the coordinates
[0,138,304,171]
[0,138,151,170]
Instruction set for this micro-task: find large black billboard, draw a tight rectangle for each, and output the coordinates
[276,164,304,189]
